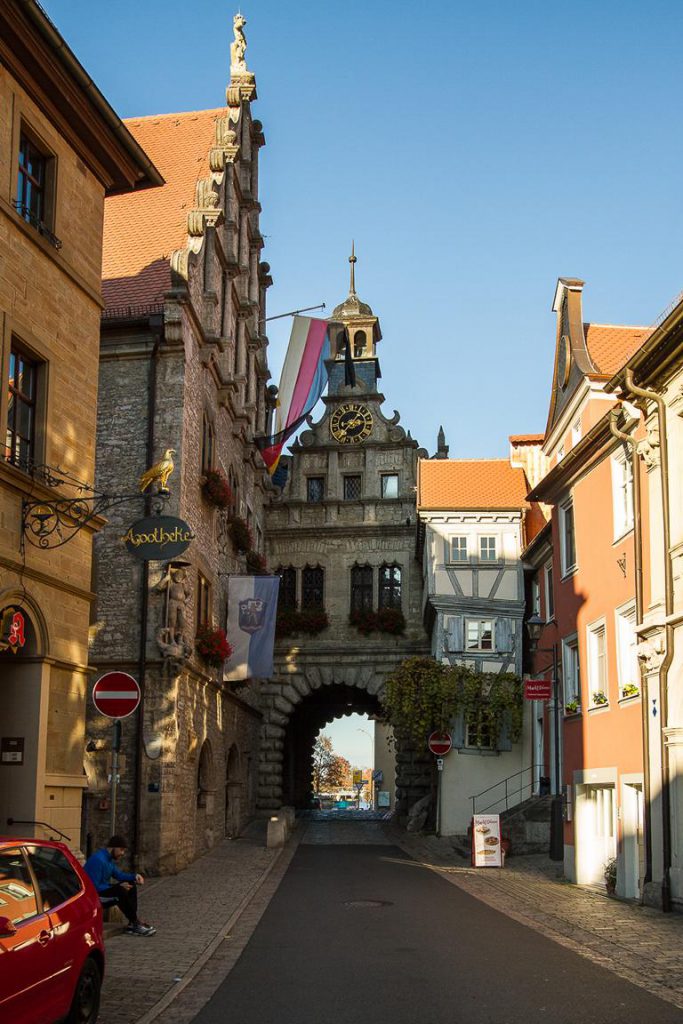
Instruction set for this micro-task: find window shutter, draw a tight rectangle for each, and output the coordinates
[452,713,466,749]
[447,615,464,652]
[496,712,513,752]
[495,618,513,653]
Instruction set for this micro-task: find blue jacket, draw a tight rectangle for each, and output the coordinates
[84,847,136,892]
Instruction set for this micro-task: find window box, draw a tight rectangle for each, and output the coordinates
[276,606,329,637]
[620,682,640,701]
[228,515,253,554]
[349,607,406,636]
[591,690,608,707]
[564,700,581,716]
[202,468,232,508]
[245,549,268,575]
[195,625,232,667]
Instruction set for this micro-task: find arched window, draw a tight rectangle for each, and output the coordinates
[350,564,373,612]
[197,740,214,809]
[353,330,365,358]
[301,565,324,609]
[336,329,347,358]
[378,563,402,609]
[277,566,297,610]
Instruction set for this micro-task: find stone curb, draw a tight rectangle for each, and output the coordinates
[133,828,302,1024]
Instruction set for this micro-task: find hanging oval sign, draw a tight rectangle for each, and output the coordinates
[123,515,195,561]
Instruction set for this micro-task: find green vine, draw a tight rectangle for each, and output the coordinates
[382,656,523,749]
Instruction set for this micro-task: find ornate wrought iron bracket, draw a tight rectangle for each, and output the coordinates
[21,462,168,549]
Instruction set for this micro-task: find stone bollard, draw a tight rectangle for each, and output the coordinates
[267,815,287,848]
[280,806,295,834]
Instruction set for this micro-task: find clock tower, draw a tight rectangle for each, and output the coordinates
[261,249,431,819]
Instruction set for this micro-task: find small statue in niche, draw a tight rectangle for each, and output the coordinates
[230,13,248,73]
[156,565,191,640]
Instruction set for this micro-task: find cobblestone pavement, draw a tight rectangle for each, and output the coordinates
[393,828,683,1012]
[98,824,281,1024]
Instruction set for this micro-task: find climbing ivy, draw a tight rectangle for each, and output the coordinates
[382,656,523,749]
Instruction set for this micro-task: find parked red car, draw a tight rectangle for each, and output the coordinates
[0,838,105,1024]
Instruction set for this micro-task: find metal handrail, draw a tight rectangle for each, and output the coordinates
[469,765,546,816]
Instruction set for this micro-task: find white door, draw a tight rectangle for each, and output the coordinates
[622,782,644,899]
[577,784,616,885]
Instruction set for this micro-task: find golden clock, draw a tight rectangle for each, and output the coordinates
[330,402,373,444]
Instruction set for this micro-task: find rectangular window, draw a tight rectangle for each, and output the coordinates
[465,711,493,750]
[197,572,212,626]
[587,621,608,706]
[544,562,554,620]
[343,475,361,500]
[466,619,493,651]
[612,448,634,539]
[17,132,49,227]
[307,477,325,503]
[560,499,576,575]
[531,576,541,616]
[350,564,373,612]
[381,474,399,499]
[378,564,402,609]
[302,565,324,609]
[562,635,580,707]
[450,537,468,562]
[6,342,38,468]
[616,602,638,698]
[479,536,497,561]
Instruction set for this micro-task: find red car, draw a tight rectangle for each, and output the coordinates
[0,838,105,1024]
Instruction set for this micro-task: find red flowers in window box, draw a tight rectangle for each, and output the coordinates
[246,550,268,575]
[202,469,233,509]
[195,624,233,666]
[276,606,329,637]
[228,516,253,554]
[349,608,406,635]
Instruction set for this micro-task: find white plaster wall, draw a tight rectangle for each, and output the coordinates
[440,743,526,836]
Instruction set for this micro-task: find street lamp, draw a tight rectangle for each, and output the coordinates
[525,613,563,862]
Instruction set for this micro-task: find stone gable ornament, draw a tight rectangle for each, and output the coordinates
[230,13,248,73]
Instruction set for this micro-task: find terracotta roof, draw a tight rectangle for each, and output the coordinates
[584,323,652,377]
[102,108,223,311]
[418,459,531,510]
[509,433,544,444]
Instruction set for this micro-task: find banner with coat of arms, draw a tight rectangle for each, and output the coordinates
[225,576,280,681]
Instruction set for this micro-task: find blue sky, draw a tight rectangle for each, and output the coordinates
[44,0,683,456]
[320,714,374,770]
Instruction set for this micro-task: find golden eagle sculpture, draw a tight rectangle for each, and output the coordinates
[139,448,176,494]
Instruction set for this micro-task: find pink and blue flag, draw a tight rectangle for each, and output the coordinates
[255,316,336,474]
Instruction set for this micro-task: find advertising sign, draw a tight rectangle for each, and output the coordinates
[472,814,503,868]
[524,678,553,701]
[123,516,194,561]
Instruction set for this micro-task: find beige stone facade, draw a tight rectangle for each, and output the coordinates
[0,1,158,851]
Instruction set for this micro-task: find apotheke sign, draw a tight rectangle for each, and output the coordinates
[123,515,194,561]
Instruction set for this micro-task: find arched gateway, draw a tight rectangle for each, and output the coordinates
[262,255,432,815]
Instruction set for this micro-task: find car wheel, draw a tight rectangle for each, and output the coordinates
[66,958,102,1024]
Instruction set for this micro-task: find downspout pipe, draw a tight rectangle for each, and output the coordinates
[624,369,673,912]
[609,406,652,890]
[133,321,163,870]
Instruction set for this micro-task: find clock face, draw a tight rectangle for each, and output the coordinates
[330,403,373,444]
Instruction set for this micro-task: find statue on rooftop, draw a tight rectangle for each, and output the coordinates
[231,13,248,73]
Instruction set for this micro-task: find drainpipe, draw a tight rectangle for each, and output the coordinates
[624,369,673,912]
[133,322,162,870]
[609,406,652,891]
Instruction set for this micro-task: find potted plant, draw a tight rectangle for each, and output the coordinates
[565,699,581,715]
[604,857,617,895]
[195,624,233,666]
[245,549,268,575]
[621,682,640,699]
[592,690,608,706]
[202,468,232,509]
[228,516,253,554]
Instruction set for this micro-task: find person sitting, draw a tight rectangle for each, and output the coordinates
[84,835,155,936]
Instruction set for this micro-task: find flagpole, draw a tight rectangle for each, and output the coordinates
[261,303,326,324]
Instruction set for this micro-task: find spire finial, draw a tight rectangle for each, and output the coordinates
[348,241,357,296]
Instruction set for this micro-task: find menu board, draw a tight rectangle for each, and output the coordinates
[472,814,503,867]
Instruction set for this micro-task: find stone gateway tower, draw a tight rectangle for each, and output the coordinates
[261,255,431,812]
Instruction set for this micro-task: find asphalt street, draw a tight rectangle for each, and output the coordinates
[191,841,683,1024]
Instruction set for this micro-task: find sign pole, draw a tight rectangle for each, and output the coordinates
[110,719,121,836]
[436,764,442,837]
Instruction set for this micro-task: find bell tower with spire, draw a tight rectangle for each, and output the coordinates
[327,244,383,396]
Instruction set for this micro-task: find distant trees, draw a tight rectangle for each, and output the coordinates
[312,734,351,794]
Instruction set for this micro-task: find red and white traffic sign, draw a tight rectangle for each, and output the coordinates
[428,731,452,756]
[524,679,553,701]
[92,672,141,719]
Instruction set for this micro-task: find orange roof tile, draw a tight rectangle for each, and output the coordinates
[509,433,544,444]
[102,108,223,311]
[418,459,531,510]
[584,323,652,377]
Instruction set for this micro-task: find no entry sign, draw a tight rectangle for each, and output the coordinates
[428,731,452,756]
[92,672,141,719]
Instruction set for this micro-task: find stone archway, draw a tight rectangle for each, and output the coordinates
[258,661,430,814]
